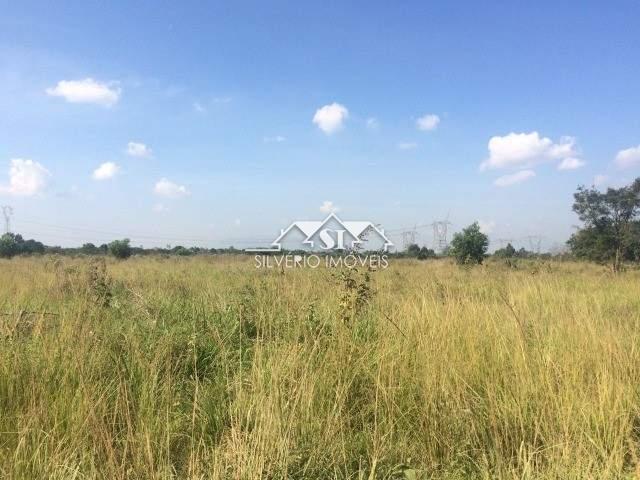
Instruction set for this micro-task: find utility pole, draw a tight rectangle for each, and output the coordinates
[1,205,13,234]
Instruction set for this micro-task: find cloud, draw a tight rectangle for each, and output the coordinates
[154,178,190,198]
[0,159,50,196]
[126,141,152,158]
[482,132,579,171]
[398,142,418,150]
[319,200,340,214]
[313,103,349,134]
[366,117,379,130]
[46,78,121,107]
[557,157,585,171]
[416,114,440,131]
[92,162,120,180]
[493,169,536,187]
[193,102,206,113]
[263,135,286,143]
[478,220,496,234]
[615,145,640,169]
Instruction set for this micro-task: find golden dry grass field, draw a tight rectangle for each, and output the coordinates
[1,255,640,479]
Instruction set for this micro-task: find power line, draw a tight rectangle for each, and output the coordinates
[13,220,277,248]
[386,217,454,252]
[14,217,272,244]
[497,238,514,248]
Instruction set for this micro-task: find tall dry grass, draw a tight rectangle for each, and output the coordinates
[1,255,640,479]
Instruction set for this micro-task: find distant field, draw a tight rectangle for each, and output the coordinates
[1,256,640,479]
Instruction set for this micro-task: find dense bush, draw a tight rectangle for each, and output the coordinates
[0,233,45,258]
[108,238,132,259]
[449,222,489,264]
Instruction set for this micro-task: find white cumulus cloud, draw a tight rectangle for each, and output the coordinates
[494,169,536,187]
[313,103,349,134]
[154,178,190,198]
[416,114,440,131]
[126,141,152,158]
[46,78,121,107]
[0,159,50,196]
[482,132,579,171]
[615,145,640,169]
[557,157,585,171]
[92,162,120,180]
[319,200,340,214]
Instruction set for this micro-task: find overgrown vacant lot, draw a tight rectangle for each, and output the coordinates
[1,256,640,479]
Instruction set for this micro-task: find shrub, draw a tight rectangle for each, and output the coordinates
[417,246,436,260]
[108,239,132,259]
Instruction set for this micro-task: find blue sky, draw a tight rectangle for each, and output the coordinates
[1,1,639,250]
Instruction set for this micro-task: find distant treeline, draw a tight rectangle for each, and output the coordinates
[0,235,249,259]
[0,232,550,261]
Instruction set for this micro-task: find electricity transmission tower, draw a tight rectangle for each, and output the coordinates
[525,235,544,254]
[401,228,418,250]
[430,215,452,253]
[1,205,13,234]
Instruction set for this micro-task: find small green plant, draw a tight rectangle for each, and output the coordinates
[86,258,112,307]
[237,284,258,340]
[335,268,374,323]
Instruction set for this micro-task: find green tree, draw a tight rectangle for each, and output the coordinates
[406,243,420,257]
[494,242,516,258]
[449,222,489,265]
[0,233,19,258]
[568,178,640,272]
[108,239,132,259]
[81,243,101,255]
[22,238,45,254]
[417,246,436,260]
[172,246,192,256]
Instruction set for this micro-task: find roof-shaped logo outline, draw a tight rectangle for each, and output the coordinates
[249,213,394,252]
